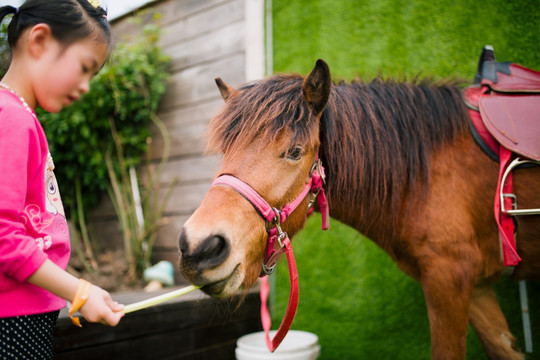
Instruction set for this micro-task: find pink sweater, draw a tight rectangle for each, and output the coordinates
[0,90,70,317]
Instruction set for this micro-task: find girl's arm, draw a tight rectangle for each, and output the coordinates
[27,259,124,326]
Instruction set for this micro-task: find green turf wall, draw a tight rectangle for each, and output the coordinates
[270,1,539,359]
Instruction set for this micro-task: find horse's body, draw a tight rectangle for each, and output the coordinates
[178,60,540,359]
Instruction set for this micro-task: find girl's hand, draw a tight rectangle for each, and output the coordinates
[78,285,124,326]
[27,259,124,326]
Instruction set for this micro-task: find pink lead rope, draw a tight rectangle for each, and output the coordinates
[260,239,298,352]
[212,158,329,352]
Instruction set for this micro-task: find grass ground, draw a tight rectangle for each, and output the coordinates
[270,1,539,358]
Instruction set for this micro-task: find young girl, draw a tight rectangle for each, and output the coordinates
[0,0,124,358]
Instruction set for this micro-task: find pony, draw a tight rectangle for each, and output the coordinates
[178,59,540,359]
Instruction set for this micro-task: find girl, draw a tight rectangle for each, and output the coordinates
[0,0,124,358]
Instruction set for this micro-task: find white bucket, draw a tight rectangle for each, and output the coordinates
[235,330,320,360]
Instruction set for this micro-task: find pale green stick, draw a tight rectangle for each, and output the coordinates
[122,285,202,314]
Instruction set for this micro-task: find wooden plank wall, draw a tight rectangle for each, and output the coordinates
[88,0,259,283]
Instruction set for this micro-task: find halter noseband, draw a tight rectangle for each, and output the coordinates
[211,157,329,352]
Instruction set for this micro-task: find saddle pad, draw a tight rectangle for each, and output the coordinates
[479,93,540,160]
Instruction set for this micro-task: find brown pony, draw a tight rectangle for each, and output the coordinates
[178,59,540,359]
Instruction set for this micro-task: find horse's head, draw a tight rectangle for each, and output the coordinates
[178,60,331,297]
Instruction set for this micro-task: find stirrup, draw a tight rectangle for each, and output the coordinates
[500,157,540,215]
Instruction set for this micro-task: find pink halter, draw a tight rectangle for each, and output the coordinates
[211,157,330,352]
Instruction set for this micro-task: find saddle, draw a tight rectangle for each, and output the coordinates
[464,45,540,266]
[464,45,540,161]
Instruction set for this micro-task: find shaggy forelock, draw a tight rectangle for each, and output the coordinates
[207,74,320,156]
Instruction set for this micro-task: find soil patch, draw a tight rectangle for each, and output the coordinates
[67,249,145,293]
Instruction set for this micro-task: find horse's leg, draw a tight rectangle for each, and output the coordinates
[421,258,476,360]
[414,133,504,359]
[469,282,524,360]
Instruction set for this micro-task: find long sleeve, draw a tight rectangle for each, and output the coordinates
[0,90,71,317]
[0,96,49,282]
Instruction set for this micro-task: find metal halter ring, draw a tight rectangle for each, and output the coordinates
[265,208,282,232]
[262,263,275,275]
[310,158,326,184]
[270,208,289,248]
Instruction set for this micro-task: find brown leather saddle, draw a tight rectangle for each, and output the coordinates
[463,45,540,267]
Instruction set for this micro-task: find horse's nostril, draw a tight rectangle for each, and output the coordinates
[199,235,229,269]
[179,228,189,254]
[179,232,230,271]
[201,235,226,258]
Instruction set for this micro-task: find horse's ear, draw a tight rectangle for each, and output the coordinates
[302,59,331,114]
[215,77,235,102]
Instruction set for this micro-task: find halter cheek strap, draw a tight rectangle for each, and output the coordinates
[211,158,329,352]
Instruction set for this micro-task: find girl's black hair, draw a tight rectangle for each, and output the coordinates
[0,0,111,50]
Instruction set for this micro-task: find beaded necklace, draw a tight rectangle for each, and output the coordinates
[0,82,37,119]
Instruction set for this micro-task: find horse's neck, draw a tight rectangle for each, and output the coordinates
[319,81,465,238]
[319,85,390,235]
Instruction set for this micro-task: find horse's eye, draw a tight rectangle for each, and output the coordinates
[285,145,303,161]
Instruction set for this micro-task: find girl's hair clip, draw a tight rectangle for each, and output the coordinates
[88,0,101,9]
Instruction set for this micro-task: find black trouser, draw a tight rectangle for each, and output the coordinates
[0,310,59,360]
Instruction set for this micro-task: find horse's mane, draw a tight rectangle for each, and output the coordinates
[321,77,470,229]
[207,73,470,232]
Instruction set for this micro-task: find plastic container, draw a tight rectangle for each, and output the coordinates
[235,330,320,360]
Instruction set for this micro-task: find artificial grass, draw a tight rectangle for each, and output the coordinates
[271,217,540,359]
[270,1,539,358]
[271,217,431,359]
[272,0,540,81]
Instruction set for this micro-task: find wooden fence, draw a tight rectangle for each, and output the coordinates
[88,0,265,282]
